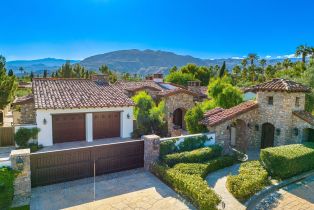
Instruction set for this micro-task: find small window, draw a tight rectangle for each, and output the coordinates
[268,96,273,105]
[295,97,300,107]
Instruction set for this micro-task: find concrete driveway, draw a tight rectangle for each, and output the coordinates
[30,168,193,210]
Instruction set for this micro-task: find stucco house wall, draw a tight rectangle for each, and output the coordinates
[36,106,133,146]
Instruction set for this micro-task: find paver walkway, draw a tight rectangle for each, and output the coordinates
[31,168,193,210]
[206,149,260,210]
[254,175,314,210]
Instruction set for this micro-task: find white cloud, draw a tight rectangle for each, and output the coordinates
[265,55,272,59]
[231,57,242,59]
[276,56,283,59]
[283,54,296,59]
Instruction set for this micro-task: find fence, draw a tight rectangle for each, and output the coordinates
[0,127,15,146]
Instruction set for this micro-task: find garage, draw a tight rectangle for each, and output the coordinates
[52,114,86,144]
[93,112,121,140]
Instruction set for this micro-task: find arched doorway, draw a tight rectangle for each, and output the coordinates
[303,128,314,142]
[173,108,185,129]
[231,119,248,152]
[261,123,275,148]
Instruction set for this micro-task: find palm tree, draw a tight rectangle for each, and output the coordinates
[241,58,248,69]
[295,45,310,63]
[309,47,314,59]
[247,53,259,66]
[282,58,292,70]
[259,59,267,69]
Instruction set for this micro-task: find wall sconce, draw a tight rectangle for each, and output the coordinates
[127,113,130,119]
[255,124,259,131]
[293,128,299,136]
[276,128,281,136]
[43,118,47,125]
[16,156,24,171]
[247,123,252,129]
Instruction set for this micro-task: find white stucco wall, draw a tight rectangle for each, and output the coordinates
[36,106,134,146]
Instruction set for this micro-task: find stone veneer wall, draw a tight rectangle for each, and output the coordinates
[164,93,195,135]
[291,114,314,143]
[16,102,36,124]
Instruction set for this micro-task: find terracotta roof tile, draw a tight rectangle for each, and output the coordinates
[33,78,134,109]
[200,101,258,126]
[12,94,34,105]
[245,78,311,93]
[293,111,314,126]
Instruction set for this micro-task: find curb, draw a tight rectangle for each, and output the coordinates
[245,169,314,210]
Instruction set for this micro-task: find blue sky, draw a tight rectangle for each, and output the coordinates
[1,0,314,60]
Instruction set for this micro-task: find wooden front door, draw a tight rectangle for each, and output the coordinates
[52,114,86,144]
[173,108,183,128]
[261,123,275,149]
[93,112,120,140]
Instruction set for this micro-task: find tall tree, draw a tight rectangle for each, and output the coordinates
[247,53,259,66]
[8,69,14,77]
[218,61,226,78]
[19,66,24,75]
[259,59,267,69]
[241,58,248,69]
[30,71,34,81]
[99,64,109,74]
[282,58,293,70]
[295,45,310,63]
[43,70,48,78]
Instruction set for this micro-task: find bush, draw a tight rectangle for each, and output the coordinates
[173,156,236,178]
[152,163,221,210]
[226,161,270,201]
[160,139,177,157]
[15,127,40,147]
[260,143,314,179]
[0,167,17,209]
[163,145,222,167]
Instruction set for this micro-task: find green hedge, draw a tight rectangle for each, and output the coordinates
[163,145,222,167]
[152,163,221,210]
[0,167,17,210]
[159,135,209,157]
[226,161,270,201]
[173,156,236,178]
[260,143,314,179]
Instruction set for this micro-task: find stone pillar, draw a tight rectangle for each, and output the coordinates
[10,149,31,208]
[143,135,160,171]
[86,113,93,142]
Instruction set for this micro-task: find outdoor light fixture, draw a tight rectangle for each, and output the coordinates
[294,128,299,136]
[16,156,24,171]
[247,123,252,129]
[276,128,281,136]
[127,113,130,119]
[43,118,47,125]
[255,124,259,131]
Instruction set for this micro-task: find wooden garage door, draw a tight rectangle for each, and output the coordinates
[52,114,86,144]
[93,112,120,140]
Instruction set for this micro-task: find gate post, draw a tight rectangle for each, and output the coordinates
[10,149,31,208]
[143,134,160,171]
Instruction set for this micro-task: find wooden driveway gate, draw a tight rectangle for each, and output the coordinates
[30,140,144,187]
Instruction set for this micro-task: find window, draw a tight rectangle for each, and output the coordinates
[295,97,300,107]
[268,96,273,105]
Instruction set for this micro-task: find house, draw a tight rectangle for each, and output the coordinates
[200,78,314,152]
[12,73,204,146]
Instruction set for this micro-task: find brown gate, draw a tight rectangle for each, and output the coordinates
[30,140,144,187]
[0,127,15,146]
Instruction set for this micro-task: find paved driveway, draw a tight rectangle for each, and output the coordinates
[31,168,193,210]
[255,175,314,210]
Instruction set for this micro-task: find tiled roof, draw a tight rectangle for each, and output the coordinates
[245,78,311,93]
[12,94,34,105]
[293,111,314,126]
[33,78,134,109]
[188,86,208,98]
[157,88,198,97]
[114,80,164,92]
[200,101,258,126]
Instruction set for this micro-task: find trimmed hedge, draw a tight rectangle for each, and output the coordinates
[260,143,314,179]
[0,167,17,209]
[152,163,221,210]
[226,161,270,201]
[173,156,236,178]
[159,135,209,157]
[163,145,222,167]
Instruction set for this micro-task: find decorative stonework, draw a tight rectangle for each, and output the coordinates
[10,149,31,208]
[143,135,160,171]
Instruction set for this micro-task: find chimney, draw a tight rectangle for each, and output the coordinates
[91,74,109,85]
[152,72,163,83]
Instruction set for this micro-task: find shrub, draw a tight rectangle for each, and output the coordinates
[15,127,40,147]
[152,163,220,210]
[260,143,314,179]
[0,167,17,209]
[226,161,270,201]
[173,156,236,178]
[160,139,177,157]
[163,145,222,167]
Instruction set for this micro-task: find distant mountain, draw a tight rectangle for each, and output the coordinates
[7,58,79,75]
[6,50,303,76]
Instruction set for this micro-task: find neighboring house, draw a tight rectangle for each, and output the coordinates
[200,78,314,152]
[12,73,204,146]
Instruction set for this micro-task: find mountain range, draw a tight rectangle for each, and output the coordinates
[6,50,302,76]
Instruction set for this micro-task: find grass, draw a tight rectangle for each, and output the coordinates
[0,167,18,210]
[15,88,32,97]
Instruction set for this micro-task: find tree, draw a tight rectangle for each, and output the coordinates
[232,65,241,76]
[259,59,267,69]
[247,53,259,66]
[19,66,24,75]
[241,58,248,69]
[218,61,226,78]
[265,65,275,79]
[30,71,34,81]
[8,69,14,76]
[0,56,6,70]
[43,70,48,78]
[169,66,178,73]
[184,104,208,134]
[165,71,194,86]
[282,58,292,70]
[99,64,109,74]
[295,45,310,63]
